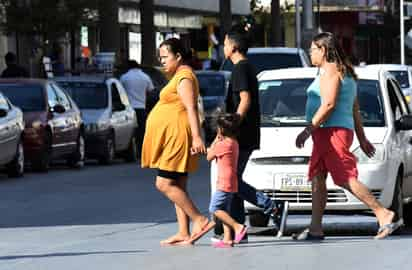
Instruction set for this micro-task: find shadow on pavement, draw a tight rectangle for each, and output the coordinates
[0,250,147,261]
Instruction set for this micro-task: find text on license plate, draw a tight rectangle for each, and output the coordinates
[276,173,311,191]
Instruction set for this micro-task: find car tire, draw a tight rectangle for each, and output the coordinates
[99,134,115,165]
[124,136,138,162]
[404,203,412,227]
[6,140,24,178]
[389,171,404,232]
[32,132,51,172]
[248,211,269,227]
[67,133,85,169]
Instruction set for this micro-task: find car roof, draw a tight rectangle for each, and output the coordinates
[0,78,48,86]
[258,67,382,81]
[53,75,111,83]
[366,64,410,71]
[247,47,302,54]
[195,70,231,79]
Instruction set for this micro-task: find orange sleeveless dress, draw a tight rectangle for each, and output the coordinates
[141,68,200,173]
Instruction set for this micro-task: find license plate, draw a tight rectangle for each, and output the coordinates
[275,173,311,191]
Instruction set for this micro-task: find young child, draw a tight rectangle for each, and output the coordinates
[207,113,248,248]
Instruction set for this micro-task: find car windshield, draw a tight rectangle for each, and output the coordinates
[389,70,409,88]
[0,84,45,112]
[259,78,385,127]
[57,81,108,109]
[197,74,226,97]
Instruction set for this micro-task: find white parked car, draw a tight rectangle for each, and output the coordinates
[221,47,311,74]
[211,67,412,227]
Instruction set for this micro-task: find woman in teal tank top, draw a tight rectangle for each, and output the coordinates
[293,32,399,240]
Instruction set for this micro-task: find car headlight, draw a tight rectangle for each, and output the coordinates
[352,143,385,164]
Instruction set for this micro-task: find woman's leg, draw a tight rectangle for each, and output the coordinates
[309,174,327,235]
[156,176,209,236]
[160,176,191,244]
[339,179,395,230]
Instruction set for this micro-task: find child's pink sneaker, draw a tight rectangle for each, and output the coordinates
[212,240,233,248]
[234,226,248,244]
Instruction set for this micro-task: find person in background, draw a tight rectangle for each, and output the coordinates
[120,60,154,154]
[1,52,29,78]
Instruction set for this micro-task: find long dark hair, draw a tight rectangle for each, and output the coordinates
[159,38,192,64]
[312,32,358,80]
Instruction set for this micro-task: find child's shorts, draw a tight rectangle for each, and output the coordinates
[209,190,234,214]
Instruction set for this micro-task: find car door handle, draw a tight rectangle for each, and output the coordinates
[409,137,412,145]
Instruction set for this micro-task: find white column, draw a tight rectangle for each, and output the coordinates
[401,0,405,65]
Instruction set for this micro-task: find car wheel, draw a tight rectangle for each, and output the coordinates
[248,211,269,227]
[6,140,24,178]
[124,136,138,162]
[68,133,85,168]
[32,132,51,172]
[99,135,115,165]
[404,203,412,227]
[389,171,404,231]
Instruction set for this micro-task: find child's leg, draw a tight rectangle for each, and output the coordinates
[222,223,232,243]
[214,210,245,235]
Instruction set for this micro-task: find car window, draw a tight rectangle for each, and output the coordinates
[258,78,385,127]
[357,80,385,126]
[248,53,302,74]
[57,81,108,109]
[0,93,10,111]
[111,83,124,109]
[259,79,311,126]
[46,84,59,108]
[52,84,72,110]
[0,84,46,112]
[114,82,130,106]
[389,70,409,89]
[387,79,409,118]
[197,74,225,97]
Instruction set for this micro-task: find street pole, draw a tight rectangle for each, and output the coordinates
[401,0,405,65]
[295,0,301,48]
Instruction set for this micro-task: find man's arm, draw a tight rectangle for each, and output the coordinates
[237,90,251,120]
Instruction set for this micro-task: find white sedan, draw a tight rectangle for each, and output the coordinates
[212,67,412,227]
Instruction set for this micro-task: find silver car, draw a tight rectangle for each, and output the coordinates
[55,76,138,164]
[0,92,24,177]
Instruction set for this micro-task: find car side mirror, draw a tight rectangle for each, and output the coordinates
[0,108,8,118]
[51,104,66,114]
[395,114,412,131]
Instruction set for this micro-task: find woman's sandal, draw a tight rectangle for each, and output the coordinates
[292,228,325,241]
[184,219,216,245]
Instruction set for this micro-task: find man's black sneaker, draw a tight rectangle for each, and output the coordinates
[269,201,289,237]
[210,234,223,243]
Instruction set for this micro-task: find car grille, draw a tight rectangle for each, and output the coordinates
[251,156,310,165]
[261,189,382,203]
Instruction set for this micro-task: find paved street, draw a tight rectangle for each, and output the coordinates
[0,159,411,270]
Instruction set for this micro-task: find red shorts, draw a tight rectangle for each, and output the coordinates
[308,127,358,185]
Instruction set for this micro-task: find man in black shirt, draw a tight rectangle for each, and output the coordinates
[212,29,286,241]
[1,52,29,78]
